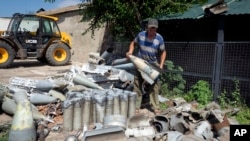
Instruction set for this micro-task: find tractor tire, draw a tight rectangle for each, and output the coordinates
[0,41,15,68]
[45,43,71,66]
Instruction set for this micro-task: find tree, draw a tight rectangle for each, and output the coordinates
[45,0,207,40]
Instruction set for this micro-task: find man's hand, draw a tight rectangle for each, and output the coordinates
[159,64,164,70]
[126,52,132,59]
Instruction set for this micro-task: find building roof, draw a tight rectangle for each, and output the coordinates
[158,0,250,20]
[37,5,81,15]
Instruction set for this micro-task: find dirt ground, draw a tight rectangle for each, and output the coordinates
[0,59,79,84]
[0,59,83,141]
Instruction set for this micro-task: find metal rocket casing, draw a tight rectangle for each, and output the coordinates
[1,97,54,123]
[29,93,57,105]
[88,52,105,65]
[13,90,28,103]
[1,97,16,115]
[128,92,137,118]
[8,100,36,141]
[48,89,66,101]
[73,73,104,90]
[63,85,88,94]
[91,97,97,124]
[35,79,59,91]
[127,55,160,85]
[49,79,69,90]
[73,101,82,130]
[94,93,107,123]
[100,50,112,61]
[118,69,134,83]
[105,95,114,117]
[32,107,55,123]
[113,92,120,115]
[112,63,135,71]
[88,57,105,65]
[63,100,74,132]
[82,93,92,126]
[100,47,114,65]
[111,58,130,66]
[120,91,128,118]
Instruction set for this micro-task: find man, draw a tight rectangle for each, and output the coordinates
[126,18,167,115]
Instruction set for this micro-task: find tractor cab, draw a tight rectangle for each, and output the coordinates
[7,13,62,53]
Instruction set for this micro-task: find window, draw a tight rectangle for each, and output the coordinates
[42,18,61,37]
[19,16,39,32]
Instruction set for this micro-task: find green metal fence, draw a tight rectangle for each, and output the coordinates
[111,41,250,106]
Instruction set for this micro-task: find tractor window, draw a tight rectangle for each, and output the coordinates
[43,20,52,34]
[7,13,22,33]
[7,17,20,33]
[42,19,61,37]
[50,21,61,37]
[19,16,39,33]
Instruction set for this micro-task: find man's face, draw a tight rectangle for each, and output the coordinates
[147,27,157,36]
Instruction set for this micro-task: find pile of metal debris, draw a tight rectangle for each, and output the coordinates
[0,49,240,141]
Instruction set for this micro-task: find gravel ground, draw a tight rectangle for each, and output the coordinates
[0,59,75,84]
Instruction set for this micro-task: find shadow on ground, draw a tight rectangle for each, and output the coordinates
[3,60,72,69]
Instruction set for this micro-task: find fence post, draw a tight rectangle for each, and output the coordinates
[212,16,224,101]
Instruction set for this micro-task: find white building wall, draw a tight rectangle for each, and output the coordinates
[55,11,105,63]
[0,18,10,31]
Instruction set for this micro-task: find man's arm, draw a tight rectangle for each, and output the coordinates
[159,50,166,69]
[126,40,136,58]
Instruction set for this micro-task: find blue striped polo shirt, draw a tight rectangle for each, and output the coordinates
[134,31,165,63]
